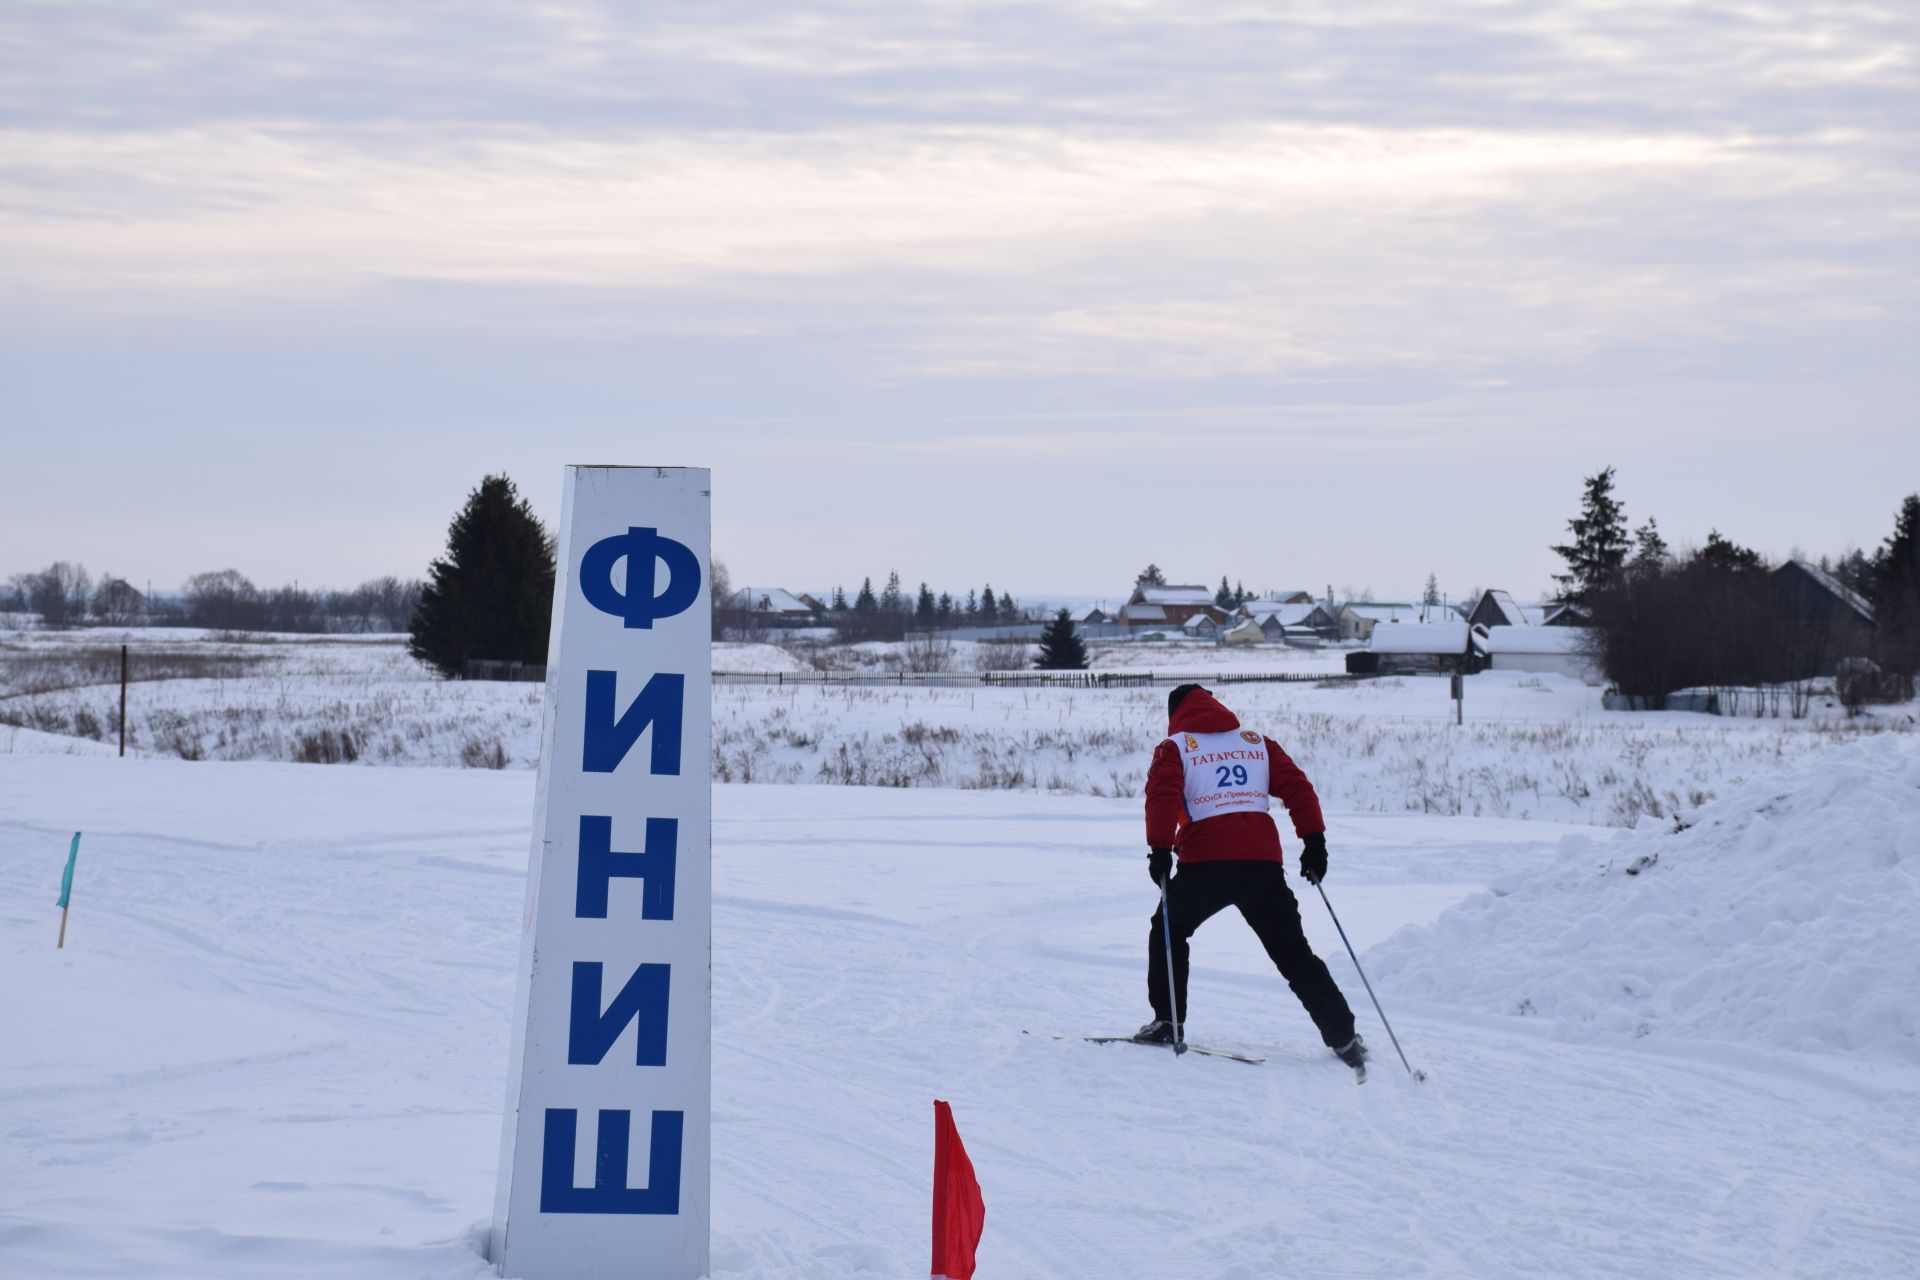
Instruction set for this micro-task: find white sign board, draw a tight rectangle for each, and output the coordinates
[492,466,711,1280]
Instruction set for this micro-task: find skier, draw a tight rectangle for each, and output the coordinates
[1136,682,1368,1072]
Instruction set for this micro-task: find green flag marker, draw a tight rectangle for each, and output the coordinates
[56,831,80,909]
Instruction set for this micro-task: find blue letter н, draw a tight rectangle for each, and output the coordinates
[575,815,677,920]
[582,670,684,775]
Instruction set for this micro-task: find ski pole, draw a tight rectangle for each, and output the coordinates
[1314,882,1425,1081]
[1158,874,1186,1055]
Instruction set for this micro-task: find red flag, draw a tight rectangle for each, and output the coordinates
[931,1100,985,1280]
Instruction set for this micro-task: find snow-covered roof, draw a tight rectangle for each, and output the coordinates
[1135,584,1215,607]
[1343,602,1421,622]
[1242,591,1314,611]
[728,587,814,614]
[1367,621,1469,654]
[1254,602,1325,628]
[1541,602,1583,625]
[1473,626,1593,655]
[1224,619,1264,640]
[1119,602,1168,622]
[1780,560,1874,625]
[1182,613,1217,632]
[1482,590,1545,626]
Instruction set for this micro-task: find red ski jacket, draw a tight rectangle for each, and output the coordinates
[1144,687,1325,866]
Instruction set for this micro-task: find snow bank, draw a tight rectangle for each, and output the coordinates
[1369,733,1920,1062]
[712,642,813,674]
[0,724,121,756]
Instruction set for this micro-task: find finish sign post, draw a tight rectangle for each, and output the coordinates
[492,466,712,1280]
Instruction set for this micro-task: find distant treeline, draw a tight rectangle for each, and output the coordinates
[748,573,1038,642]
[1553,472,1920,706]
[2,562,423,634]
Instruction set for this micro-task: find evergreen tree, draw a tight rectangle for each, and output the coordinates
[1234,579,1248,607]
[1035,608,1090,670]
[854,577,878,616]
[964,588,978,619]
[831,585,848,612]
[1422,573,1441,606]
[1136,564,1166,587]
[1000,591,1017,620]
[408,474,556,679]
[1835,548,1875,600]
[915,582,937,626]
[979,585,999,624]
[1872,493,1920,641]
[937,591,955,626]
[1695,529,1764,575]
[1551,467,1631,607]
[880,571,904,614]
[1215,576,1234,609]
[1631,518,1669,571]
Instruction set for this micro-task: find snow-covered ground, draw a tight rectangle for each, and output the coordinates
[4,631,1910,828]
[1372,735,1920,1062]
[3,743,1918,1278]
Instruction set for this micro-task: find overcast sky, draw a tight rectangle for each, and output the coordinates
[3,1,1916,605]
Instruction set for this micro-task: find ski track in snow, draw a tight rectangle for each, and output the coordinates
[2,756,1917,1278]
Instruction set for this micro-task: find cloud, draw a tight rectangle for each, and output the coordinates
[1,1,1914,592]
[4,2,1913,135]
[4,115,1911,386]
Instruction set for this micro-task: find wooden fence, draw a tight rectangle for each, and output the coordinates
[712,669,1359,689]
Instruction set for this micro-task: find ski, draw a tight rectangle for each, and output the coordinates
[1022,1031,1263,1064]
[1352,1062,1367,1084]
[1086,1036,1265,1064]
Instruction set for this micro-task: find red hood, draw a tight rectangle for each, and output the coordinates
[1168,687,1241,735]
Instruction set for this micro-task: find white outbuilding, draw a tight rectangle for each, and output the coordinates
[1472,625,1599,681]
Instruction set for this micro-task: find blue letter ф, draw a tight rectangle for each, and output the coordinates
[580,527,701,630]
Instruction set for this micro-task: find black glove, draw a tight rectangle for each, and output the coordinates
[1147,847,1173,887]
[1298,832,1328,885]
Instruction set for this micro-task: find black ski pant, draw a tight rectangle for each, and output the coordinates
[1148,859,1356,1049]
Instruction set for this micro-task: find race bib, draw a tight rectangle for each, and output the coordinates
[1169,729,1271,822]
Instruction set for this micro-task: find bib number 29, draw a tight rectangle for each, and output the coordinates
[1215,764,1249,787]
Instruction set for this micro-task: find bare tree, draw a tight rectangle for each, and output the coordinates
[24,561,93,628]
[1587,539,1837,714]
[261,585,320,633]
[90,576,146,626]
[363,576,422,632]
[710,558,732,637]
[183,569,262,631]
[901,628,955,673]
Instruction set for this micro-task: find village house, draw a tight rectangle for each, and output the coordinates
[1117,583,1228,629]
[1471,624,1600,681]
[1772,560,1873,631]
[1466,590,1539,628]
[1243,601,1338,642]
[1344,620,1472,675]
[1235,590,1316,615]
[1770,560,1876,675]
[1336,602,1422,642]
[1463,589,1583,628]
[1222,618,1265,646]
[722,587,818,627]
